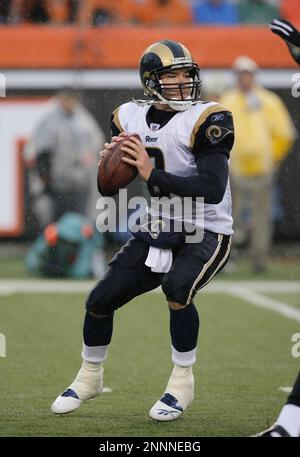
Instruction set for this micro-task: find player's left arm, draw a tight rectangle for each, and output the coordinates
[145,110,234,204]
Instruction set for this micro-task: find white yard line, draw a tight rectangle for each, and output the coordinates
[279,387,292,393]
[227,285,300,323]
[0,279,300,295]
[0,279,95,295]
[209,281,300,293]
[0,279,300,323]
[102,387,112,393]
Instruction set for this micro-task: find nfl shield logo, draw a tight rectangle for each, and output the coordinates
[150,123,160,132]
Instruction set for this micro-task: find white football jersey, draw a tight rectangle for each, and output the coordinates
[114,101,233,236]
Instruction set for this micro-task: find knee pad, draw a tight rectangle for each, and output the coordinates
[162,273,192,306]
[162,274,183,304]
[85,280,117,315]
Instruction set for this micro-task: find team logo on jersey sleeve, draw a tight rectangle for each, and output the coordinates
[206,125,232,145]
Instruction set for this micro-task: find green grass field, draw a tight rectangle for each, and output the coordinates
[0,281,299,437]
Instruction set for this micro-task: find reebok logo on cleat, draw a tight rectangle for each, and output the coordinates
[157,409,180,417]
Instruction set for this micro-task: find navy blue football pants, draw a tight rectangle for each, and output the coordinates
[86,231,231,315]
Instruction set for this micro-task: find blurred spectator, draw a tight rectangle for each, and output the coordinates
[135,0,192,26]
[26,212,106,278]
[191,0,238,25]
[8,0,49,23]
[0,0,10,23]
[201,72,229,101]
[238,0,280,24]
[220,56,296,272]
[6,0,77,24]
[281,0,300,25]
[3,0,291,26]
[77,0,136,25]
[44,0,70,24]
[25,88,105,229]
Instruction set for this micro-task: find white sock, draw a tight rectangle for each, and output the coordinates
[165,364,194,410]
[82,343,109,363]
[171,345,197,366]
[276,404,300,437]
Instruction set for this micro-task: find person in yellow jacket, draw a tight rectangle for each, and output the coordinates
[220,56,296,272]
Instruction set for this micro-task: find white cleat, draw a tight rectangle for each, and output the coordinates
[51,392,82,415]
[149,393,184,421]
[51,361,104,414]
[149,365,194,422]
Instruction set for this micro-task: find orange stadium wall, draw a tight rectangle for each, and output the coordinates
[0,25,298,69]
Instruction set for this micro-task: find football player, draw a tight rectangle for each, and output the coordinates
[256,371,300,437]
[270,18,300,65]
[256,20,300,437]
[51,40,234,421]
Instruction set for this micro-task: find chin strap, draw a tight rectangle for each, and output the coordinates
[132,93,203,111]
[151,88,194,111]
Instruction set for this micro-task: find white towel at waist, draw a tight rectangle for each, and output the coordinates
[145,246,173,273]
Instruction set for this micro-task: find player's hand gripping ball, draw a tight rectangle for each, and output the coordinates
[98,133,141,196]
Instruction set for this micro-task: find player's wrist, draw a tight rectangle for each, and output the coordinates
[142,165,155,182]
[147,167,160,184]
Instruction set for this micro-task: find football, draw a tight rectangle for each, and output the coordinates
[98,133,141,196]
